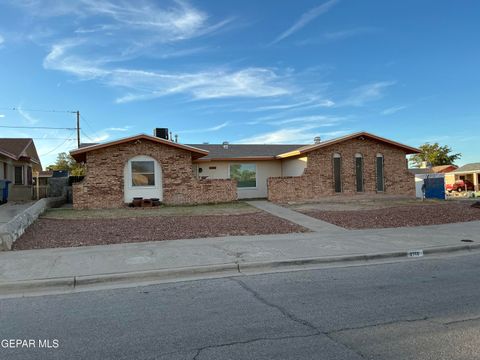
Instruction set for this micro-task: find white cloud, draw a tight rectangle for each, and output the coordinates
[323,27,375,41]
[270,115,343,126]
[272,0,339,44]
[17,106,39,124]
[111,67,291,103]
[342,81,396,106]
[240,98,334,112]
[104,126,131,131]
[381,105,408,115]
[0,34,4,45]
[237,124,350,144]
[179,122,229,134]
[0,114,5,118]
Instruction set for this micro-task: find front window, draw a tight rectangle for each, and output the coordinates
[14,166,23,185]
[230,164,256,188]
[333,153,342,193]
[376,154,384,192]
[355,153,364,192]
[131,161,155,186]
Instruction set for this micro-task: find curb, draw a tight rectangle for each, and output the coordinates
[1,243,479,296]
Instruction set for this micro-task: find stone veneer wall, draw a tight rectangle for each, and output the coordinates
[73,139,237,209]
[268,138,415,202]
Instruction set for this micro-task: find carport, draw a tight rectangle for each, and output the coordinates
[448,163,480,192]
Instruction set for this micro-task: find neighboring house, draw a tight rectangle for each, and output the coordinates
[431,165,458,173]
[0,138,42,201]
[409,165,457,199]
[446,163,480,191]
[70,130,419,209]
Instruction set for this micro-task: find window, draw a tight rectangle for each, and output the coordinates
[333,153,342,193]
[131,161,155,186]
[355,153,364,192]
[376,154,384,192]
[14,166,23,185]
[230,164,256,188]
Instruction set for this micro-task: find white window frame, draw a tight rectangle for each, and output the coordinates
[128,157,157,189]
[228,163,257,189]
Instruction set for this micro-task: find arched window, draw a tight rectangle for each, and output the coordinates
[333,153,342,193]
[355,153,364,192]
[376,153,384,192]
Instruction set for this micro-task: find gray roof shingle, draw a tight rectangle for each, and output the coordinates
[453,163,480,173]
[186,144,306,160]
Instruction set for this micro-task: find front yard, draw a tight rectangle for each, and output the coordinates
[288,198,480,229]
[14,202,308,250]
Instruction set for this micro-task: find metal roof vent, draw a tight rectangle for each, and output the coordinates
[314,136,321,144]
[222,141,229,149]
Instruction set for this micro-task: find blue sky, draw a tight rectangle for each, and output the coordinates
[0,0,479,167]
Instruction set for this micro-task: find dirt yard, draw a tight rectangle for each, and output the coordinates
[300,201,480,229]
[286,195,444,212]
[14,203,308,250]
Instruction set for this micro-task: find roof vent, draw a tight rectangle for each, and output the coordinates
[222,141,229,149]
[154,128,169,140]
[314,136,321,144]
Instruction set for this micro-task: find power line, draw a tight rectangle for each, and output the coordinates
[30,138,77,140]
[0,107,76,114]
[81,129,97,143]
[39,131,77,156]
[0,125,78,130]
[80,114,98,134]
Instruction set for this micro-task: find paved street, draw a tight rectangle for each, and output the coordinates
[1,252,480,359]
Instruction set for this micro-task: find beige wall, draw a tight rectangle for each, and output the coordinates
[281,157,307,176]
[195,160,282,198]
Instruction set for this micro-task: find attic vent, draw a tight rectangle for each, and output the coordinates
[222,141,229,149]
[314,136,321,144]
[154,128,169,140]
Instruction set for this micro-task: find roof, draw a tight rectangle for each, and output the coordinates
[431,165,458,173]
[276,132,421,158]
[70,134,209,162]
[38,170,53,177]
[452,163,480,173]
[0,138,41,166]
[409,168,433,175]
[187,144,305,161]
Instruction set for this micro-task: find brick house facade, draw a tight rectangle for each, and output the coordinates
[70,132,418,208]
[71,135,237,209]
[268,136,416,202]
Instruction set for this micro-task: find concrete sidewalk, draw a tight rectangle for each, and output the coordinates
[0,202,35,225]
[1,220,479,295]
[246,200,345,233]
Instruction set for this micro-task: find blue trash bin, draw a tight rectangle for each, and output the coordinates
[0,180,11,203]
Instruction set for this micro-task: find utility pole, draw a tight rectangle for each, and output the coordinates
[76,110,80,148]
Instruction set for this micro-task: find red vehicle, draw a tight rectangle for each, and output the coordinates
[446,180,474,192]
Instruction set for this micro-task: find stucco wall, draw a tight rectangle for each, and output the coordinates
[281,157,307,176]
[268,137,415,202]
[73,139,237,209]
[195,160,282,198]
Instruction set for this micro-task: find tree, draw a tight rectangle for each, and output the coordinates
[409,143,461,168]
[47,152,86,176]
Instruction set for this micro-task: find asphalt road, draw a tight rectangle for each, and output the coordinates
[1,253,480,360]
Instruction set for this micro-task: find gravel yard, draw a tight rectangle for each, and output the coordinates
[14,212,308,250]
[301,202,480,229]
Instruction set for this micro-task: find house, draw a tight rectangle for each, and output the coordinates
[431,165,458,173]
[445,163,480,191]
[70,130,420,209]
[408,165,457,199]
[0,138,42,201]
